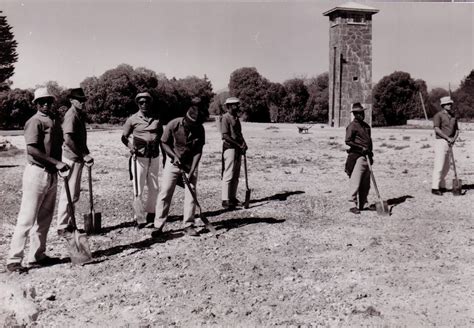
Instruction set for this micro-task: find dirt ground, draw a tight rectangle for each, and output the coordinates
[0,122,473,327]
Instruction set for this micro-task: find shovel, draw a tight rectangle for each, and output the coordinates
[243,153,251,209]
[180,170,217,236]
[132,155,146,225]
[60,171,93,265]
[449,146,462,196]
[84,162,101,235]
[365,155,389,216]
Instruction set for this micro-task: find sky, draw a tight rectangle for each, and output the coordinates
[2,0,473,92]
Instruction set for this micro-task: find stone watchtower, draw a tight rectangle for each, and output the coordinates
[323,2,378,127]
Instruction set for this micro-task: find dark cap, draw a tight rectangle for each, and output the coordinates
[351,102,366,112]
[68,88,87,101]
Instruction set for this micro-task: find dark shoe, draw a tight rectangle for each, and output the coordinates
[222,200,235,210]
[431,189,443,196]
[439,188,447,193]
[184,226,200,237]
[146,213,155,224]
[27,255,61,269]
[230,198,243,207]
[7,262,27,273]
[349,207,361,214]
[151,227,164,239]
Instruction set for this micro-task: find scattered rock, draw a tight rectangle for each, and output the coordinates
[0,283,40,325]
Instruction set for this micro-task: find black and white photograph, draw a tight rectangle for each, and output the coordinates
[0,0,473,326]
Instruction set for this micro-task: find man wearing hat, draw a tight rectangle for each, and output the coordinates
[6,87,69,272]
[122,92,163,226]
[221,97,247,209]
[154,105,205,237]
[344,102,373,214]
[431,96,459,195]
[57,88,94,236]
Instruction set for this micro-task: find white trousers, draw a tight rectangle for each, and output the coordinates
[155,158,198,229]
[432,139,450,190]
[132,156,160,218]
[349,156,371,209]
[57,157,84,231]
[7,164,58,264]
[221,148,241,201]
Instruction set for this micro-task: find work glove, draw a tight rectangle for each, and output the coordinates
[56,162,70,172]
[84,154,94,165]
[129,146,138,155]
[240,143,248,154]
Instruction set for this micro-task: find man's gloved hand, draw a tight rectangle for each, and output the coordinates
[129,146,138,155]
[56,162,70,172]
[240,143,248,153]
[84,154,94,164]
[360,147,369,155]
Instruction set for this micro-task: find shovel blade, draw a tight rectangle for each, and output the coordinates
[133,198,146,224]
[84,213,102,234]
[452,179,462,196]
[244,189,251,209]
[67,230,92,265]
[375,200,390,216]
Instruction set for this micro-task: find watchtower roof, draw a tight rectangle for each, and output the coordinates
[323,2,379,16]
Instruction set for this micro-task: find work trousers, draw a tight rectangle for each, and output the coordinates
[132,156,160,218]
[221,148,241,201]
[155,158,198,229]
[57,157,84,231]
[7,164,58,264]
[432,139,450,190]
[349,156,371,210]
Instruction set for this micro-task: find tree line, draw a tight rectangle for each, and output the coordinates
[1,6,473,129]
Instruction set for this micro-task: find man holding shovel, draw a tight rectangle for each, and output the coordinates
[154,106,205,237]
[6,88,69,272]
[344,102,373,214]
[431,96,459,195]
[122,92,163,227]
[57,88,94,237]
[220,97,248,210]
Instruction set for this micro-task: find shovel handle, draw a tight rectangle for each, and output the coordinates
[243,154,249,190]
[60,173,77,229]
[87,164,95,215]
[365,155,387,212]
[449,146,459,180]
[133,155,139,197]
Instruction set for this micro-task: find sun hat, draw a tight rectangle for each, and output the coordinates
[32,87,55,104]
[351,102,365,112]
[225,97,240,105]
[68,88,87,101]
[186,106,199,123]
[440,96,454,107]
[135,92,152,104]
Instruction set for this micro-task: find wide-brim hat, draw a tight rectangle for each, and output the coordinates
[351,102,366,112]
[135,92,153,104]
[68,88,87,101]
[440,96,454,106]
[32,87,55,104]
[225,97,240,105]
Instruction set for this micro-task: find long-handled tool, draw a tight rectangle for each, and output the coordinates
[365,155,389,216]
[132,155,146,224]
[84,162,101,235]
[60,171,92,264]
[449,146,462,196]
[243,153,251,209]
[180,170,217,236]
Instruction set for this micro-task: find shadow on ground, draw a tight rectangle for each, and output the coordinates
[387,195,414,207]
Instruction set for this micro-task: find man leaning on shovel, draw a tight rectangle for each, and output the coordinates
[221,97,247,210]
[6,88,69,273]
[431,96,459,196]
[344,102,374,215]
[57,88,94,238]
[122,92,163,227]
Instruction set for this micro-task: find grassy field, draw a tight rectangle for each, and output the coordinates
[0,122,473,327]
